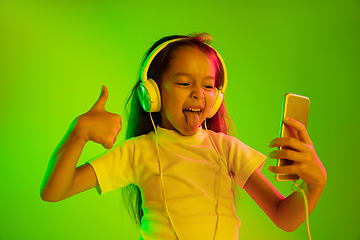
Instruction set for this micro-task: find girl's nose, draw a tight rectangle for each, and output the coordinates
[191,87,204,100]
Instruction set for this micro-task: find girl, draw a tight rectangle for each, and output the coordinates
[41,33,327,239]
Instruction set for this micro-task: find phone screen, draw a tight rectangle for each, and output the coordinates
[275,93,310,181]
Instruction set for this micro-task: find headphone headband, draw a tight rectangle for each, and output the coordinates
[138,37,228,117]
[141,38,227,93]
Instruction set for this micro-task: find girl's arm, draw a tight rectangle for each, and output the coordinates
[244,117,327,232]
[244,169,324,232]
[40,86,122,202]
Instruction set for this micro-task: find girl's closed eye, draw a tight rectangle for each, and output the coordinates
[177,82,190,86]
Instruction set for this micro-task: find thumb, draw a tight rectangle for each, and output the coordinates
[91,85,108,111]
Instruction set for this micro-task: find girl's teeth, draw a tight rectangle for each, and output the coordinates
[188,108,200,112]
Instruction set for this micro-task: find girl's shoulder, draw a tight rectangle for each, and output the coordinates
[206,129,247,149]
[207,129,240,142]
[126,131,156,145]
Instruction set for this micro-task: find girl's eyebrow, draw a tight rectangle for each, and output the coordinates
[172,72,215,81]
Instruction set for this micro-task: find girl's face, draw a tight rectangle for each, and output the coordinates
[159,46,216,136]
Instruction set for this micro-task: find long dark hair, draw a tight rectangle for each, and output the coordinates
[122,33,235,227]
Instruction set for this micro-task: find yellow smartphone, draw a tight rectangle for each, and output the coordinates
[275,93,310,181]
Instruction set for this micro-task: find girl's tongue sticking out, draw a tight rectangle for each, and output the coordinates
[183,109,201,132]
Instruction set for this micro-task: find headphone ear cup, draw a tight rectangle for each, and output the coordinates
[208,88,223,118]
[137,78,161,112]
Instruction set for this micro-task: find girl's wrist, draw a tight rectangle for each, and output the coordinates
[72,131,88,147]
[70,117,89,146]
[301,181,325,195]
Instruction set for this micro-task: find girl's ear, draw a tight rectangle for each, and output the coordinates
[138,39,182,113]
[137,78,162,113]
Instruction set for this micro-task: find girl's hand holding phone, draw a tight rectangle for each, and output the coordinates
[267,117,327,189]
[74,85,122,149]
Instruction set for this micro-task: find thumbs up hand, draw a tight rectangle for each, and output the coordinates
[75,86,122,149]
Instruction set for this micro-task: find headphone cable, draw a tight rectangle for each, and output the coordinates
[292,181,312,240]
[149,113,180,239]
[204,120,221,240]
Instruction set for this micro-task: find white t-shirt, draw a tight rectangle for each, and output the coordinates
[88,126,266,240]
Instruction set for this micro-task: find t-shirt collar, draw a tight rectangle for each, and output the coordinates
[156,125,207,144]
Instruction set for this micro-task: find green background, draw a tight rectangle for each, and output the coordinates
[1,0,359,239]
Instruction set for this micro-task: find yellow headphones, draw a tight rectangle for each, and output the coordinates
[137,38,228,118]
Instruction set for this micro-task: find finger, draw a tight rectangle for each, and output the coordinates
[112,135,119,146]
[106,127,121,149]
[110,114,122,133]
[268,165,298,175]
[115,114,122,131]
[92,85,108,111]
[102,137,114,149]
[283,117,312,145]
[284,123,297,139]
[102,142,113,149]
[269,137,309,153]
[269,149,307,163]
